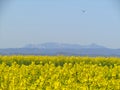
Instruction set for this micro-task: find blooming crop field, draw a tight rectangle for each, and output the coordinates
[0,55,120,90]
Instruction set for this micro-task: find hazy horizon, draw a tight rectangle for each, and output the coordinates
[0,0,120,49]
[0,42,118,49]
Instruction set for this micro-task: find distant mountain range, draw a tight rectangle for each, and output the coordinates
[24,42,106,49]
[0,42,120,56]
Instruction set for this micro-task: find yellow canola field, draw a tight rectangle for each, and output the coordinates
[0,55,120,90]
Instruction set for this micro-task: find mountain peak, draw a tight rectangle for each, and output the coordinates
[87,43,106,48]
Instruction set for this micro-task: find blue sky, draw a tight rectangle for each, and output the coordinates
[0,0,120,48]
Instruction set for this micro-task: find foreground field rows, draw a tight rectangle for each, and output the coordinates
[0,56,120,90]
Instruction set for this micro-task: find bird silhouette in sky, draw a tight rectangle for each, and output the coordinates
[81,10,86,13]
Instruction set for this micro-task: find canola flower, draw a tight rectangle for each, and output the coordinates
[0,55,120,90]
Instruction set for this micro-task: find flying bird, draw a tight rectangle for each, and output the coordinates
[81,10,86,13]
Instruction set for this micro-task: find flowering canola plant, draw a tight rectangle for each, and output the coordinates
[0,55,120,90]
